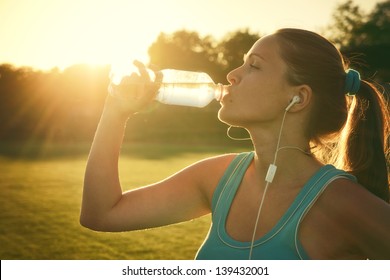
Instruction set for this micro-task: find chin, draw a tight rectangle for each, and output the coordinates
[218,107,241,127]
[217,106,229,123]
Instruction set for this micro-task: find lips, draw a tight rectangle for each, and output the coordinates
[220,86,231,103]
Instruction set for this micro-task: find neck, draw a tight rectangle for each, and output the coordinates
[252,137,312,169]
[253,146,317,188]
[250,124,310,162]
[247,118,316,185]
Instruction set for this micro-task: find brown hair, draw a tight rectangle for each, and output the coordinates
[274,28,389,202]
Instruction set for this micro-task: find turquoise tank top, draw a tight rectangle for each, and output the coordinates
[195,152,356,260]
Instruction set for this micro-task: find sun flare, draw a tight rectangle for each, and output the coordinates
[0,0,379,70]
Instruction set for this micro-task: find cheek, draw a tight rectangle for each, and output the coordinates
[218,98,263,126]
[218,77,286,125]
[218,92,285,127]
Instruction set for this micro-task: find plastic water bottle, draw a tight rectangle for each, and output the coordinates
[109,68,224,108]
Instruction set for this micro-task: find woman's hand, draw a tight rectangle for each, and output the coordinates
[106,60,162,117]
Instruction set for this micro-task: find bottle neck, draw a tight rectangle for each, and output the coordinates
[214,83,224,101]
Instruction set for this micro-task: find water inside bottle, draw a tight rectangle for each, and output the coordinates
[157,82,217,108]
[109,64,227,107]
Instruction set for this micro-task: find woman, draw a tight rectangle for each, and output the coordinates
[80,28,390,259]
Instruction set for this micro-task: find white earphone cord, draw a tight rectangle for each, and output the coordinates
[226,126,251,141]
[248,109,289,259]
[248,103,311,259]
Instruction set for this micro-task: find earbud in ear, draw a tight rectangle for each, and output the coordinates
[285,96,301,111]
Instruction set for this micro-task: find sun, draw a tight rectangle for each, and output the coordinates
[1,0,158,70]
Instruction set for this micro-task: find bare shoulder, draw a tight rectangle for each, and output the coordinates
[184,152,240,204]
[319,178,389,215]
[190,152,239,169]
[314,178,390,259]
[185,152,239,182]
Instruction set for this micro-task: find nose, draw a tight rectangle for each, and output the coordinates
[226,66,241,85]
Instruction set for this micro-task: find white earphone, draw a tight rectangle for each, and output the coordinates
[249,95,304,259]
[285,96,301,112]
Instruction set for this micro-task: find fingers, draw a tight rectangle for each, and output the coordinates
[132,60,162,98]
[146,63,164,92]
[154,70,163,84]
[108,60,162,113]
[151,70,163,92]
[133,60,151,82]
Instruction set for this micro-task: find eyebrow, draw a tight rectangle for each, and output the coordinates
[243,53,266,62]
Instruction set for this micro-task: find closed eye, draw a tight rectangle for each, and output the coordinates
[243,53,261,70]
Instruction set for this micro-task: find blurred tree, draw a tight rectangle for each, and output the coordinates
[0,65,42,140]
[326,0,390,82]
[4,2,389,149]
[346,0,390,48]
[0,64,109,145]
[0,29,260,149]
[148,30,220,80]
[148,29,260,83]
[324,0,365,47]
[216,29,260,73]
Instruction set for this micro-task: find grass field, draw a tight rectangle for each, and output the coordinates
[0,142,250,260]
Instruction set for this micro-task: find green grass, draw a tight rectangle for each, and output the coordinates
[0,143,250,260]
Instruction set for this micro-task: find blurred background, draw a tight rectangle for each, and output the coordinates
[0,0,389,155]
[0,0,389,259]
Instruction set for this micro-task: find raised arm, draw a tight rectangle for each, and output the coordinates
[80,62,231,232]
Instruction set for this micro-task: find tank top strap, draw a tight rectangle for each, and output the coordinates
[287,165,357,259]
[243,164,357,259]
[289,165,357,225]
[211,151,254,221]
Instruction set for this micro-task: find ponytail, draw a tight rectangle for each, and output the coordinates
[339,80,389,202]
[274,28,389,202]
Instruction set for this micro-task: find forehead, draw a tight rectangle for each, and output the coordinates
[247,35,280,60]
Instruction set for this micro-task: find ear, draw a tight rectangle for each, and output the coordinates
[287,84,312,112]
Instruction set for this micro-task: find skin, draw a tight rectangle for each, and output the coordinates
[80,35,390,259]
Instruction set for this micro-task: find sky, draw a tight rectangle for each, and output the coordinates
[0,0,381,71]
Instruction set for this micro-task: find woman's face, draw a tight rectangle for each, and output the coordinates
[218,34,293,128]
